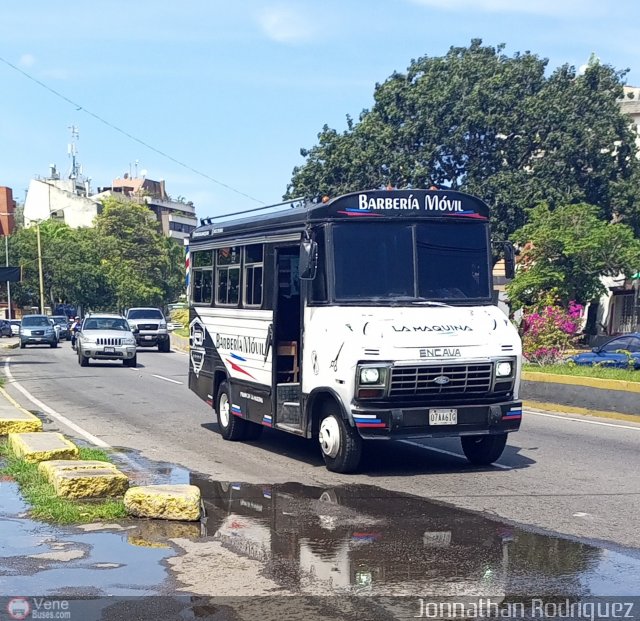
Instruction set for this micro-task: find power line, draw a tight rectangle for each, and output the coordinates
[0,55,266,205]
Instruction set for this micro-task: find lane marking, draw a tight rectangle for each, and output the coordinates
[525,409,640,431]
[151,374,183,385]
[400,440,512,470]
[4,357,110,448]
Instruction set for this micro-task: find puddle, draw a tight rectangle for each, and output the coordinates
[3,462,640,619]
[185,477,640,599]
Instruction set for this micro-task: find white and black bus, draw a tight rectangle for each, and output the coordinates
[187,188,522,473]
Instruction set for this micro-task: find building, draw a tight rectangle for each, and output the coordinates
[95,175,197,241]
[23,164,100,228]
[0,186,16,237]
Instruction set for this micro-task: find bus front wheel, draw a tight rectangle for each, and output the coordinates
[216,381,247,440]
[318,409,362,473]
[461,433,507,465]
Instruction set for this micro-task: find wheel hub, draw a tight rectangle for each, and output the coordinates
[219,393,230,428]
[319,416,341,458]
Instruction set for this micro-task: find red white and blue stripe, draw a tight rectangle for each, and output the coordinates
[262,414,273,427]
[353,414,386,428]
[231,404,243,417]
[503,407,522,420]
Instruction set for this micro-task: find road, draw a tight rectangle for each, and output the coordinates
[3,339,640,551]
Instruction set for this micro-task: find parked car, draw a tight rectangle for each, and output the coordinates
[125,307,170,352]
[19,315,58,348]
[0,319,12,337]
[569,333,640,368]
[50,315,72,340]
[76,313,137,367]
[10,320,21,336]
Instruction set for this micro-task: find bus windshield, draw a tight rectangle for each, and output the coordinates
[332,221,491,303]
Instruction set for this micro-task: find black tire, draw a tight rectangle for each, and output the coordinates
[158,340,170,353]
[78,348,89,367]
[216,381,248,440]
[318,407,362,473]
[19,342,26,349]
[461,434,507,465]
[50,340,58,349]
[125,355,137,368]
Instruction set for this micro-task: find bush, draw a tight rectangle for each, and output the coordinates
[170,308,189,327]
[521,295,582,365]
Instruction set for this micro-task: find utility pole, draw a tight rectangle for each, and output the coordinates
[5,235,10,319]
[36,221,45,314]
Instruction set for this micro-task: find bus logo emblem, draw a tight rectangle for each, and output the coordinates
[433,376,450,385]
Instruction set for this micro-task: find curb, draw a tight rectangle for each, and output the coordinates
[0,386,36,418]
[523,400,640,424]
[170,332,189,354]
[522,370,640,394]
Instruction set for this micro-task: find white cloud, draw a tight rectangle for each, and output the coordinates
[256,5,315,43]
[19,53,36,67]
[408,0,596,17]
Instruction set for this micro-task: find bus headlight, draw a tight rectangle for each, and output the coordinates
[496,361,513,377]
[360,368,381,384]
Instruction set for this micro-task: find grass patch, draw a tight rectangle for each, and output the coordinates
[524,363,640,383]
[174,327,189,338]
[0,441,127,524]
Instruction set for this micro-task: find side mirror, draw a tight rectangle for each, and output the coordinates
[299,240,318,281]
[504,242,516,280]
[132,325,139,334]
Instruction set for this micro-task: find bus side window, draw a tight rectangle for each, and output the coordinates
[192,250,213,304]
[216,246,241,306]
[244,244,264,307]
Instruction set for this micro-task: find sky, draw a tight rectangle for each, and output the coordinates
[1,0,640,220]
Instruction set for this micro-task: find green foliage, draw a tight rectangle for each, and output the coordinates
[507,203,640,308]
[171,308,189,326]
[524,362,640,382]
[286,40,640,240]
[0,442,126,524]
[7,197,185,311]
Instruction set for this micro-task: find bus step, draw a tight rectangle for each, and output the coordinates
[275,422,305,436]
[278,401,302,426]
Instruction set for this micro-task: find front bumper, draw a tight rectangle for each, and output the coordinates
[21,334,57,345]
[81,346,136,360]
[351,401,522,439]
[136,332,169,346]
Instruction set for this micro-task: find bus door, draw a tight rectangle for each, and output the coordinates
[273,246,303,431]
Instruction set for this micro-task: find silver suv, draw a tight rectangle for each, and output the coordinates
[20,315,58,348]
[77,313,137,367]
[125,307,170,352]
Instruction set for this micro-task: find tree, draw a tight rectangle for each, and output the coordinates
[506,203,640,308]
[95,197,184,309]
[286,40,640,240]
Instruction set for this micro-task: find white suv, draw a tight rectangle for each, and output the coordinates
[125,307,170,352]
[77,313,137,367]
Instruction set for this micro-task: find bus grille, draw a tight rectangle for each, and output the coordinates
[390,363,493,397]
[96,337,124,346]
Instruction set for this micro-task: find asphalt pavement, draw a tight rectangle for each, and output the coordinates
[2,337,640,551]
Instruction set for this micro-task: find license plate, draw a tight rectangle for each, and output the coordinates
[144,335,153,340]
[423,531,452,547]
[104,347,115,353]
[429,409,457,425]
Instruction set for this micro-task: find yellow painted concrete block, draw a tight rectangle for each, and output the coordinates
[8,432,79,463]
[39,460,118,483]
[51,469,129,499]
[124,484,201,521]
[0,410,43,435]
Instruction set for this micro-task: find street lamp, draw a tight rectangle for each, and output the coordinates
[36,220,45,314]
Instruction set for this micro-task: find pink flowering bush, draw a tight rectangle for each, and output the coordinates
[521,296,583,365]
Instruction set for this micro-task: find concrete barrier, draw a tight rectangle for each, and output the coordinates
[8,432,79,463]
[170,332,189,353]
[521,371,640,417]
[124,484,201,521]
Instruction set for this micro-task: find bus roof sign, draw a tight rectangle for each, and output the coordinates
[311,189,489,221]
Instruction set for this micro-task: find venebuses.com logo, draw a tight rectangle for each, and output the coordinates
[7,598,31,620]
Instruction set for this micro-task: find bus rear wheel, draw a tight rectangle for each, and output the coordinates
[217,381,248,441]
[318,409,362,473]
[461,433,507,465]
